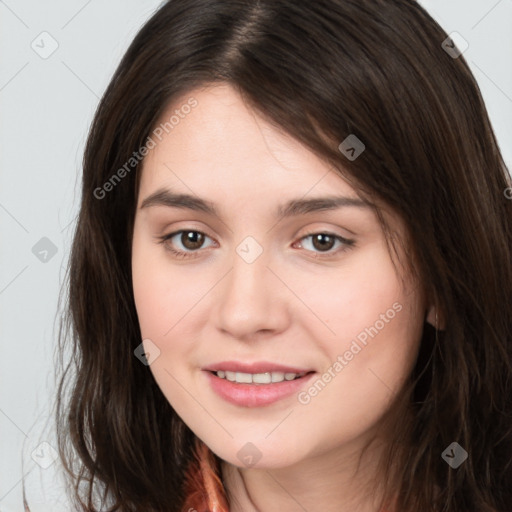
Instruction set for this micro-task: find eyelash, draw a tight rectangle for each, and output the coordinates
[156,229,356,260]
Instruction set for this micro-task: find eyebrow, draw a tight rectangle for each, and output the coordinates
[139,187,372,218]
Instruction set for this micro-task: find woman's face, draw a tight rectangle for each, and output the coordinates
[131,83,428,469]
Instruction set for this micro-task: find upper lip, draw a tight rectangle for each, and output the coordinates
[202,360,314,374]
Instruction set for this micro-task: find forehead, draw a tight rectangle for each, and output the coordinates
[139,83,360,201]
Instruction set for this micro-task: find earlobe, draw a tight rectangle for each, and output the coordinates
[425,305,444,331]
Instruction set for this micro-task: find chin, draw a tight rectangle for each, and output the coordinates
[208,438,307,470]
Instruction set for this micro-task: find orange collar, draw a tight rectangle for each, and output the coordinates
[181,436,229,512]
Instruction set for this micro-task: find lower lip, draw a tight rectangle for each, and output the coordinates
[204,370,316,407]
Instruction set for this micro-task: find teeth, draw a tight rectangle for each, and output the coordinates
[253,372,272,384]
[272,371,284,383]
[236,372,253,383]
[215,370,306,384]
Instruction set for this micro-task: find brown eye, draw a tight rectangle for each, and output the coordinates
[297,232,355,258]
[180,231,206,250]
[310,233,336,252]
[158,230,215,259]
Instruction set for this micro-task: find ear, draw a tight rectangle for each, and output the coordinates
[425,304,445,331]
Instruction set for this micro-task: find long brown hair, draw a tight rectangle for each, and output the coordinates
[26,0,512,510]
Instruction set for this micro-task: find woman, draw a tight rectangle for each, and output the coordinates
[29,0,512,510]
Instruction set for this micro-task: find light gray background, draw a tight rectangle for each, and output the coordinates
[1,1,511,510]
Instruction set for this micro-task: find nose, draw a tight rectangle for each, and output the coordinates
[213,246,290,341]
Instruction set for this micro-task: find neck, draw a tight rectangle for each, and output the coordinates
[220,433,394,512]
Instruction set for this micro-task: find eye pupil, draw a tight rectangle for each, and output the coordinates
[182,231,204,250]
[312,234,335,251]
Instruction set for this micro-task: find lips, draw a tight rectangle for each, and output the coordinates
[202,360,314,374]
[204,369,316,407]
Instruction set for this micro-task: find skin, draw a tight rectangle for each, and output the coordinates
[131,83,440,512]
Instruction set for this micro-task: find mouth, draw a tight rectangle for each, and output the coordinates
[203,369,317,407]
[207,369,315,384]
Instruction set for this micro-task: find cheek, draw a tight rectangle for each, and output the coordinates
[293,244,423,398]
[131,238,193,408]
[293,244,407,339]
[131,233,209,385]
[132,248,168,338]
[132,232,194,338]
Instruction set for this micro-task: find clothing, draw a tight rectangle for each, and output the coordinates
[180,436,393,512]
[181,436,230,512]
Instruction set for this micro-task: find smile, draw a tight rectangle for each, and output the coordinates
[213,370,307,384]
[204,370,316,407]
